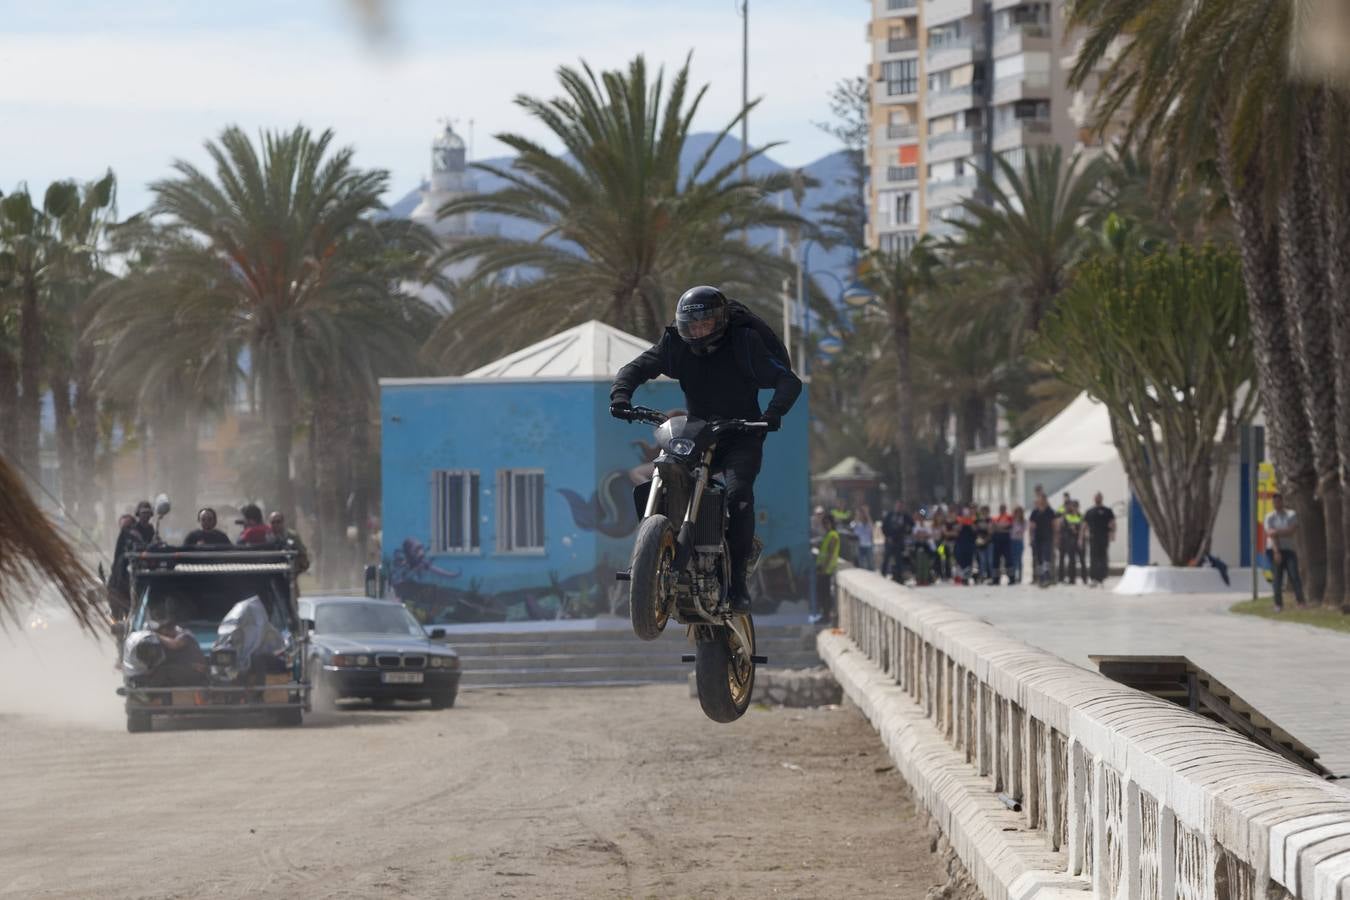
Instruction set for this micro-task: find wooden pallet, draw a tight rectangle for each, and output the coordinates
[1089,654,1330,778]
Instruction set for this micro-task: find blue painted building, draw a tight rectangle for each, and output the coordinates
[379,321,812,624]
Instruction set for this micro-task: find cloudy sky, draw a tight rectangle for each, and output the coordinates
[0,0,865,215]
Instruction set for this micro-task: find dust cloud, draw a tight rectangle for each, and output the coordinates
[0,604,123,730]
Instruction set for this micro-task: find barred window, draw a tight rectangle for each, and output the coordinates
[496,469,546,553]
[431,470,480,554]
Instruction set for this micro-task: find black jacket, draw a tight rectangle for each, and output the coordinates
[610,326,802,423]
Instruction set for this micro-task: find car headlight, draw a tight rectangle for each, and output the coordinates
[332,654,371,667]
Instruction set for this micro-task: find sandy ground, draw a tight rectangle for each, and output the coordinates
[0,622,946,899]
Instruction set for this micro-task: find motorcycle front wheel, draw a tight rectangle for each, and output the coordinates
[629,514,675,641]
[695,614,756,723]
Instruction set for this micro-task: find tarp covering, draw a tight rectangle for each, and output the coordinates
[212,596,284,673]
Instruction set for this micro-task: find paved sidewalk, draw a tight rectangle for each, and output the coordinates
[907,578,1350,777]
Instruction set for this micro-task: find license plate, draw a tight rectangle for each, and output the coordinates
[381,671,423,684]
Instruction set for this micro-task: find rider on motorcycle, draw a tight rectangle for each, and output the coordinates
[609,286,802,613]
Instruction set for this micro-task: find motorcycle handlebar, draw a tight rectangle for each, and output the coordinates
[613,406,769,433]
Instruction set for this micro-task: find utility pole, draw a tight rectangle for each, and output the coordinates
[740,0,749,183]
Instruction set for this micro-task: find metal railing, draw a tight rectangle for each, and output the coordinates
[886,80,919,97]
[927,34,986,58]
[926,174,977,191]
[886,165,918,183]
[824,569,1350,900]
[887,36,919,53]
[886,123,919,140]
[886,0,917,10]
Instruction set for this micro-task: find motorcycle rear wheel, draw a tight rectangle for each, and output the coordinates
[695,614,756,723]
[629,515,675,641]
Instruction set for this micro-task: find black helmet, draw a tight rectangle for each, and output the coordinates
[675,286,729,355]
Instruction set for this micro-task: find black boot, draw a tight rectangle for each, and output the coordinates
[728,570,752,614]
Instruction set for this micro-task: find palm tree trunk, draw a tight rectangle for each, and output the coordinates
[1324,91,1350,612]
[1216,115,1323,601]
[73,341,98,522]
[351,399,373,565]
[269,378,297,518]
[1280,92,1343,607]
[17,278,43,475]
[312,386,346,588]
[50,377,77,514]
[0,345,20,460]
[891,308,918,503]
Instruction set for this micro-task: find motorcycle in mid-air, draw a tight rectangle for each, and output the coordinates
[614,405,767,723]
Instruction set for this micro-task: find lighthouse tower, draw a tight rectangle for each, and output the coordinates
[410,119,476,239]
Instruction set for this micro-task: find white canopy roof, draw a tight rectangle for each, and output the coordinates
[1009,392,1117,468]
[465,320,651,380]
[815,456,879,481]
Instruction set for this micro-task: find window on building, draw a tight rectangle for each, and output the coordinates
[1013,99,1050,120]
[895,191,915,225]
[880,232,918,255]
[496,469,545,553]
[432,469,480,554]
[883,59,918,95]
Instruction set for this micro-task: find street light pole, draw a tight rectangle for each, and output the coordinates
[740,0,749,183]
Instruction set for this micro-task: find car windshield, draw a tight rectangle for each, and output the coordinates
[315,602,424,637]
[136,574,291,633]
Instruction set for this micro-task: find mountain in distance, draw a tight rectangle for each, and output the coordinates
[384,133,860,301]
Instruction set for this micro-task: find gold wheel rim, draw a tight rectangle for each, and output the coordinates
[653,533,674,630]
[726,614,754,706]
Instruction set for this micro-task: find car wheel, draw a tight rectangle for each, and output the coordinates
[126,711,151,733]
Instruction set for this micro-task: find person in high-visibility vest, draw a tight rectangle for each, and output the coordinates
[813,514,841,626]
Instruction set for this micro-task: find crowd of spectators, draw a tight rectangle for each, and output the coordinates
[822,486,1118,590]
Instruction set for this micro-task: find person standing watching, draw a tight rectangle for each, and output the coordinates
[813,514,841,626]
[990,504,1013,585]
[1264,492,1307,611]
[1029,494,1058,587]
[850,507,875,571]
[236,504,271,545]
[268,511,311,574]
[1081,493,1115,587]
[881,500,914,583]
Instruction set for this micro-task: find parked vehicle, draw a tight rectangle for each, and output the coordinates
[117,546,308,733]
[301,596,460,709]
[613,405,767,723]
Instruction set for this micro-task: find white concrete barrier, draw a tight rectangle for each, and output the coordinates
[821,569,1350,900]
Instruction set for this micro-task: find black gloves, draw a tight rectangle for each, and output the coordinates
[610,398,632,419]
[761,412,782,432]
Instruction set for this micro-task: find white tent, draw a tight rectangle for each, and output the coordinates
[967,392,1117,509]
[467,320,652,380]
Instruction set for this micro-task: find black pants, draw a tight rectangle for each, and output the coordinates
[1058,544,1083,583]
[713,435,763,591]
[1088,536,1109,583]
[882,541,905,581]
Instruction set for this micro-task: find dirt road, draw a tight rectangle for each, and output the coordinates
[0,633,946,899]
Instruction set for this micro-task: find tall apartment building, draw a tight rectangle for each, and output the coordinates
[867,0,924,256]
[866,0,1077,249]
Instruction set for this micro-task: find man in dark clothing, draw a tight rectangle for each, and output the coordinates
[881,500,914,582]
[184,508,232,547]
[610,286,802,613]
[1082,493,1116,586]
[108,501,156,619]
[1028,494,1058,587]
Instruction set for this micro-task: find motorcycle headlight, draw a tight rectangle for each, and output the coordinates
[668,438,695,456]
[212,649,237,667]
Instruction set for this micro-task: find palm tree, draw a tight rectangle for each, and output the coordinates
[0,452,96,630]
[1067,0,1344,603]
[949,146,1106,337]
[859,238,939,502]
[0,182,80,476]
[432,54,805,354]
[109,125,434,517]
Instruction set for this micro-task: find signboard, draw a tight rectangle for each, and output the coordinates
[1256,462,1276,582]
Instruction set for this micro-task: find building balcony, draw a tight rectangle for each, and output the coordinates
[884,164,919,184]
[925,0,976,28]
[926,127,983,162]
[926,35,987,72]
[924,81,984,118]
[992,25,1053,59]
[882,0,918,14]
[885,122,920,140]
[991,70,1051,104]
[991,118,1053,151]
[885,36,919,54]
[880,80,920,101]
[926,175,978,209]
